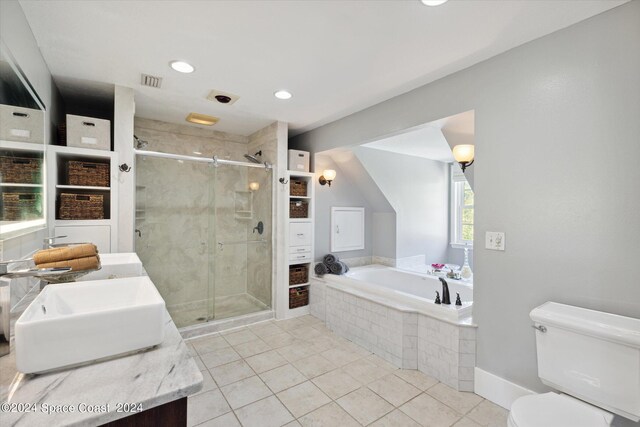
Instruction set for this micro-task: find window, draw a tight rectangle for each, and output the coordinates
[451,164,474,247]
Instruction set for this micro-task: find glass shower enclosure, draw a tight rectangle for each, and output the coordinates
[135,151,272,328]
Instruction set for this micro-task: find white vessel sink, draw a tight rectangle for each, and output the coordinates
[78,252,143,281]
[15,276,165,374]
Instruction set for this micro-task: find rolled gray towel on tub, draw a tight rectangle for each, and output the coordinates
[323,253,337,266]
[314,263,329,276]
[329,261,347,275]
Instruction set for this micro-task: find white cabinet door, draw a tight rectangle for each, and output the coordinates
[330,207,364,252]
[54,226,111,253]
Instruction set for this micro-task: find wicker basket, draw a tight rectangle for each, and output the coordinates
[0,156,42,184]
[289,286,309,309]
[289,264,309,285]
[1,192,42,221]
[66,160,110,187]
[289,200,309,218]
[57,123,67,145]
[290,180,307,197]
[59,193,104,220]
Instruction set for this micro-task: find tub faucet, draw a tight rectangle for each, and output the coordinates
[439,277,451,305]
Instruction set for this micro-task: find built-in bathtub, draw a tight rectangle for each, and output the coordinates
[339,265,473,322]
[310,264,477,391]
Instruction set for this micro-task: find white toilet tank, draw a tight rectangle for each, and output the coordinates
[530,302,640,422]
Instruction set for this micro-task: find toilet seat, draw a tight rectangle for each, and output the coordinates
[508,392,614,427]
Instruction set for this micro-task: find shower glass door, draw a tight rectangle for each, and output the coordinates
[135,155,215,327]
[209,162,272,320]
[135,152,272,328]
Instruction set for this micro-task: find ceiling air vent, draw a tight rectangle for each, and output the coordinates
[141,74,162,89]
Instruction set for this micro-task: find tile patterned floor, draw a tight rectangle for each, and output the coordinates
[172,294,269,328]
[185,315,508,427]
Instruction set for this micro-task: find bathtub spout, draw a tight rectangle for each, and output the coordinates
[439,278,451,305]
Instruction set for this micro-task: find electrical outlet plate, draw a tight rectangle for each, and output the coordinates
[485,231,505,251]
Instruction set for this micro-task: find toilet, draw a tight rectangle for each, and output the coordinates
[508,302,640,427]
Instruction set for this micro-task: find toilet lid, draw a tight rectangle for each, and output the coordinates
[510,393,613,427]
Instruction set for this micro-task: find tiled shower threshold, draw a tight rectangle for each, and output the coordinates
[180,309,275,340]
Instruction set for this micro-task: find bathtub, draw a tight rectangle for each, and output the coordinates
[322,264,473,323]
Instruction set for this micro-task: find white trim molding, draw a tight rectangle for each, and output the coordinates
[474,367,535,410]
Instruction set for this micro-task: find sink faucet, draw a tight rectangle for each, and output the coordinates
[438,277,451,305]
[0,259,71,279]
[0,259,71,358]
[43,235,68,249]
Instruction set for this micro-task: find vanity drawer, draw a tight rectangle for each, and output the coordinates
[289,222,312,246]
[289,245,312,254]
[289,252,312,263]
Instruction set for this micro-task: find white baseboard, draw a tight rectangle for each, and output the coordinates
[474,367,535,410]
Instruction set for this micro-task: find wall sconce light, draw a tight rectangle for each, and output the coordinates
[319,169,336,186]
[453,144,475,172]
[249,182,260,191]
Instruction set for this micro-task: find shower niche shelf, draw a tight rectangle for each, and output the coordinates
[136,185,146,221]
[234,191,253,220]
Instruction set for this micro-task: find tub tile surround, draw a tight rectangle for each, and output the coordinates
[185,315,505,426]
[310,278,477,391]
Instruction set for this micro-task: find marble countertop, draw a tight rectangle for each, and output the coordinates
[0,284,203,427]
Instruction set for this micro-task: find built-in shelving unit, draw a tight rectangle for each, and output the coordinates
[46,144,118,253]
[285,170,315,318]
[0,140,46,235]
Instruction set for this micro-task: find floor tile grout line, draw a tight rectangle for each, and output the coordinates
[364,376,417,409]
[294,400,362,426]
[424,384,484,416]
[187,315,504,427]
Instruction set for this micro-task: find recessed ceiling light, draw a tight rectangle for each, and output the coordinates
[170,60,195,73]
[421,0,448,6]
[274,90,292,100]
[186,113,219,126]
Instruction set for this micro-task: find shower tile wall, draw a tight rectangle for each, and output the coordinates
[246,122,278,307]
[134,118,275,322]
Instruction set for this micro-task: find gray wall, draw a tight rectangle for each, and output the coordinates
[291,4,640,425]
[314,155,374,261]
[372,212,396,259]
[355,147,449,264]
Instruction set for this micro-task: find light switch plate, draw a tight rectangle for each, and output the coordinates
[485,231,505,251]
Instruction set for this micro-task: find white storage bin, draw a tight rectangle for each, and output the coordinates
[0,105,44,144]
[288,149,310,172]
[66,114,111,151]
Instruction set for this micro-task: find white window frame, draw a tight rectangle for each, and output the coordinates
[450,164,473,248]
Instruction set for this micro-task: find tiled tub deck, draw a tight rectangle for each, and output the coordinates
[310,278,477,392]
